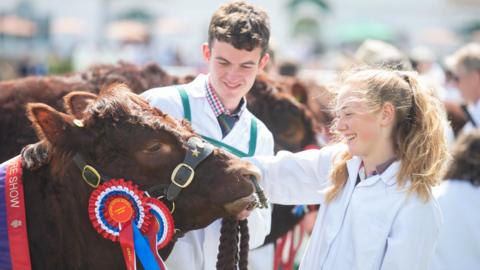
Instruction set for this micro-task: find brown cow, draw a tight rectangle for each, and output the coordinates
[0,75,93,161]
[275,76,335,144]
[79,61,181,93]
[247,75,318,153]
[2,84,260,269]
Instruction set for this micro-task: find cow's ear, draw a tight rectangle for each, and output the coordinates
[290,81,309,105]
[27,103,74,145]
[63,91,97,118]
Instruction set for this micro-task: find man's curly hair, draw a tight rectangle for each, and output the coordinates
[208,1,270,55]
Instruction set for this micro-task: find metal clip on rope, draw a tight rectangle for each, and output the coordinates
[250,175,268,209]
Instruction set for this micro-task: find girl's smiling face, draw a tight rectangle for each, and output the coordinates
[334,87,385,158]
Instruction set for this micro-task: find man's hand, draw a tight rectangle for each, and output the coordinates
[245,162,262,182]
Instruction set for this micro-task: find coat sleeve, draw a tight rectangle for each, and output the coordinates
[141,87,184,120]
[247,144,341,205]
[380,196,442,270]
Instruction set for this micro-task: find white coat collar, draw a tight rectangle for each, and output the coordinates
[346,156,362,183]
[187,74,209,98]
[378,161,400,186]
[346,156,399,187]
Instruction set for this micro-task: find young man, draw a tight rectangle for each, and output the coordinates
[141,1,274,269]
[447,43,480,133]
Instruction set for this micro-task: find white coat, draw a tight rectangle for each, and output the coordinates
[141,74,274,270]
[249,144,442,270]
[431,180,480,270]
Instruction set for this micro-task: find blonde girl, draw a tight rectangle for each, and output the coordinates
[248,69,450,270]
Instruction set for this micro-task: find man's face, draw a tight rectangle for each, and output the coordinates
[455,64,480,103]
[202,40,269,109]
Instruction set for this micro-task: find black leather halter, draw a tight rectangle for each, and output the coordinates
[164,137,214,201]
[73,136,214,202]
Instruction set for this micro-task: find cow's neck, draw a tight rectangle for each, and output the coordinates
[23,165,125,269]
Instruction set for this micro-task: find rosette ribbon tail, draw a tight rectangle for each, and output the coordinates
[145,218,167,268]
[133,222,164,270]
[119,221,136,270]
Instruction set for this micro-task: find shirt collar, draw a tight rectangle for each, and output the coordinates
[347,155,399,186]
[359,156,397,181]
[368,156,398,177]
[205,75,246,117]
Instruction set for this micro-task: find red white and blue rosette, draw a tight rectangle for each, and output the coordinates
[147,198,174,250]
[88,179,151,242]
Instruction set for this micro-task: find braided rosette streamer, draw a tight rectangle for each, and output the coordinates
[147,198,175,250]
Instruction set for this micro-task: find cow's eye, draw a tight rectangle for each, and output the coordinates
[144,143,161,153]
[283,127,297,137]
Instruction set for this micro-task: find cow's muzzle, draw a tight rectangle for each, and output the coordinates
[224,193,260,220]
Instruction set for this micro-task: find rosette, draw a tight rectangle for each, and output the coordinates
[88,179,151,241]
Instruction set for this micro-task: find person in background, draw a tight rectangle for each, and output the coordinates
[431,129,480,270]
[354,39,412,71]
[446,43,480,133]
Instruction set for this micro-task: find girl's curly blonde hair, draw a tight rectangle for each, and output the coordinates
[325,69,450,203]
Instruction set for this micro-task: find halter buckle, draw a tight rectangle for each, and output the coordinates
[171,163,195,188]
[82,165,101,188]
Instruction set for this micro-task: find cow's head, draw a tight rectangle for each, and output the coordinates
[26,83,260,233]
[247,76,318,152]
